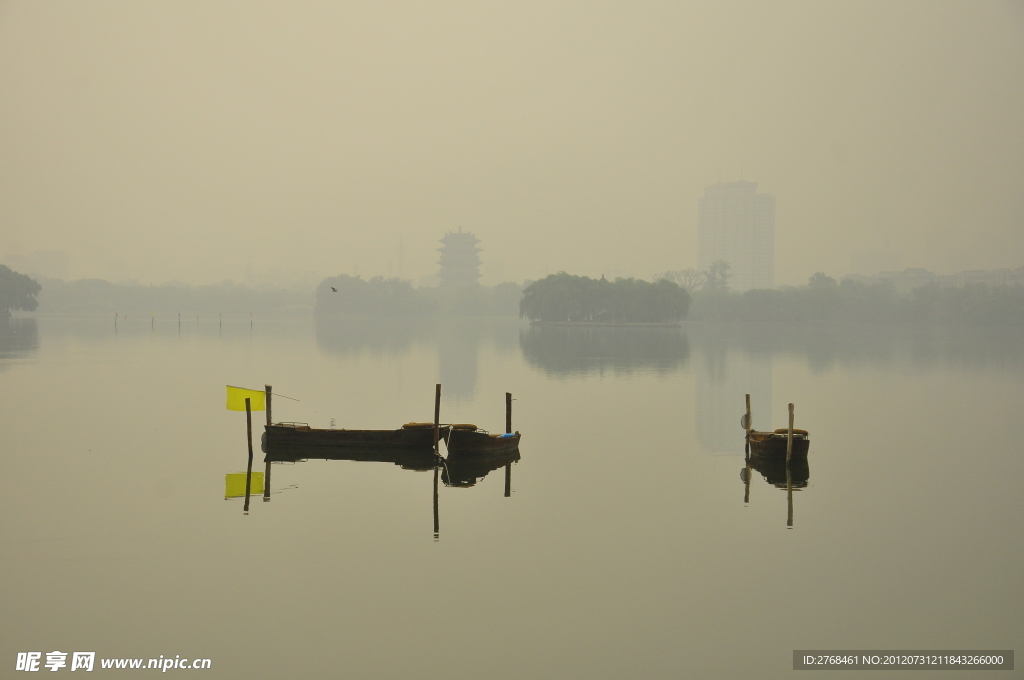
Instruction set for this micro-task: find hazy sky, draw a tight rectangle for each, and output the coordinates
[1,1,1022,287]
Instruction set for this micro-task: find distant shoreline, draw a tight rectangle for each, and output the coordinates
[530,321,681,328]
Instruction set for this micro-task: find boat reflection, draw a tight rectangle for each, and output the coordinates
[443,449,521,488]
[741,447,809,529]
[261,438,519,539]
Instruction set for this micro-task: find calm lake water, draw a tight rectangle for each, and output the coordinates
[2,315,1021,678]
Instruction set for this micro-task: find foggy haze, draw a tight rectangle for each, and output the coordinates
[1,1,1022,287]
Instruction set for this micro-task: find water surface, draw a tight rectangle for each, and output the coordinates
[1,316,1020,678]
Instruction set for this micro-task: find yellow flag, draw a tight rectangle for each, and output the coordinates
[225,472,264,499]
[226,385,266,411]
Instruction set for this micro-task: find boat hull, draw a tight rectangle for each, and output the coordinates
[445,429,521,454]
[264,423,439,462]
[747,432,809,460]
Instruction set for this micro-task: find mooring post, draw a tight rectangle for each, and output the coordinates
[263,385,272,501]
[244,398,254,513]
[786,403,794,463]
[504,463,511,497]
[265,385,273,427]
[745,394,752,438]
[506,392,512,434]
[743,394,752,505]
[433,384,441,454]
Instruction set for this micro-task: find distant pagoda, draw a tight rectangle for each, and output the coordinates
[437,229,482,287]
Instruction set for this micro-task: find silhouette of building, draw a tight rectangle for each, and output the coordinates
[437,229,481,287]
[698,181,774,291]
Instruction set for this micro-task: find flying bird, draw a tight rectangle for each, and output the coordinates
[330,286,338,292]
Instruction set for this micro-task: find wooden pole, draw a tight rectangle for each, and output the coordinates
[786,402,795,526]
[786,403,794,463]
[504,462,511,497]
[506,392,512,434]
[745,393,752,438]
[743,394,752,504]
[265,385,272,427]
[244,398,254,513]
[263,385,272,501]
[433,383,441,454]
[433,465,440,540]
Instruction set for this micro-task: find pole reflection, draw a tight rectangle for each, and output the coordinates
[740,442,810,528]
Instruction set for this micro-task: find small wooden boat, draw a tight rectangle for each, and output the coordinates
[747,428,809,459]
[263,420,520,462]
[263,422,442,461]
[444,425,520,454]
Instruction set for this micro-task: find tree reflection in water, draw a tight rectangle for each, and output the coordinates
[519,324,689,377]
[0,317,39,372]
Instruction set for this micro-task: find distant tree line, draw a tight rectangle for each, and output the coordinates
[316,275,427,316]
[316,275,521,317]
[0,265,41,316]
[688,272,1024,326]
[519,272,691,323]
[6,270,522,318]
[655,261,732,291]
[31,278,309,315]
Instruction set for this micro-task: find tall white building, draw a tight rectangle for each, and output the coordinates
[698,181,775,291]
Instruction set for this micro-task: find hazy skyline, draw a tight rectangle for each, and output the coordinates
[2,1,1022,287]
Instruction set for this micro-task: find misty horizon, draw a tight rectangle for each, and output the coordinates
[2,2,1022,288]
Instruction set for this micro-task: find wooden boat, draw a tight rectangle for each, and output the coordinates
[263,420,520,462]
[747,428,810,459]
[261,425,519,480]
[444,425,521,454]
[263,422,443,462]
